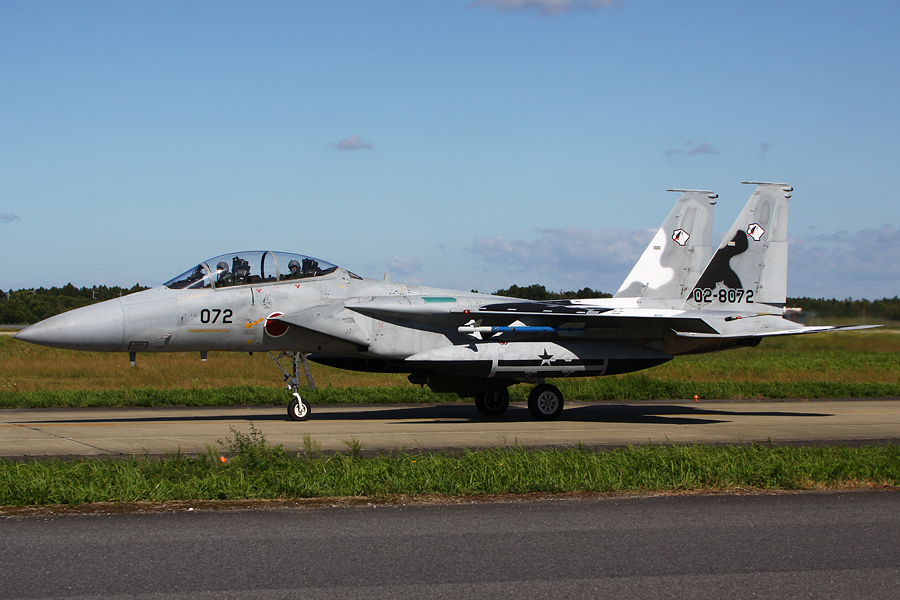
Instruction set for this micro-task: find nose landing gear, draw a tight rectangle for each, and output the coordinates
[269,351,316,421]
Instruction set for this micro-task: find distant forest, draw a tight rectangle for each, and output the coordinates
[2,283,899,324]
[2,285,149,325]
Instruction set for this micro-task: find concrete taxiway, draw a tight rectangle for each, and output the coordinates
[2,398,900,458]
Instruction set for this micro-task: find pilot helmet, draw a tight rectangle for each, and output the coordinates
[288,259,301,273]
[216,261,229,274]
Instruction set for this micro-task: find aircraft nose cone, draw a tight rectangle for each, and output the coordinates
[13,298,126,351]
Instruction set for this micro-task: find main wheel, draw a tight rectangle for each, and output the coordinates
[287,395,310,421]
[474,389,510,417]
[527,384,564,421]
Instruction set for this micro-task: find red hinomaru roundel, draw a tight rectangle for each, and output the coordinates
[265,312,289,337]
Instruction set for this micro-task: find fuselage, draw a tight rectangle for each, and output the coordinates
[14,244,815,399]
[13,251,678,392]
[14,266,478,355]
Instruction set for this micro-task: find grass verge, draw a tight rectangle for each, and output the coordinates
[3,331,899,407]
[3,377,900,410]
[2,428,897,507]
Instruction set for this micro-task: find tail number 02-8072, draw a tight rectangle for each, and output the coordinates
[692,288,754,304]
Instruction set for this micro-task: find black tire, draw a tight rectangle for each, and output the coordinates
[474,389,510,417]
[287,396,310,421]
[527,384,564,421]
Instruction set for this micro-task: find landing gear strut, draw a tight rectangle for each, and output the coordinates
[268,351,316,421]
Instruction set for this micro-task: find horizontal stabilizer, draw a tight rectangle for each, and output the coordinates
[675,323,881,339]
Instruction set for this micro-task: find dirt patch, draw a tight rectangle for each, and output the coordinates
[3,485,898,518]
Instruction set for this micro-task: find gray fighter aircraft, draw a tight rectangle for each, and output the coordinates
[14,182,862,421]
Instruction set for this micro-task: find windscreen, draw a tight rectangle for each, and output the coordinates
[164,251,339,289]
[163,264,211,290]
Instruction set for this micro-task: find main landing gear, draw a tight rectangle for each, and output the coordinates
[474,389,510,417]
[269,351,316,421]
[527,383,564,421]
[474,383,566,421]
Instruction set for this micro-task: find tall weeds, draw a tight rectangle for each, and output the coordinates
[2,440,898,506]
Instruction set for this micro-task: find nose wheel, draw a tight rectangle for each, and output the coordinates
[288,393,310,421]
[269,351,316,421]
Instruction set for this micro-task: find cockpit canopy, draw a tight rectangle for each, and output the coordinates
[164,251,340,290]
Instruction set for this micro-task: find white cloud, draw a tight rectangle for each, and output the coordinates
[665,142,718,159]
[470,227,651,289]
[389,255,423,279]
[470,0,619,14]
[467,224,900,299]
[332,135,375,151]
[688,142,717,156]
[788,225,900,299]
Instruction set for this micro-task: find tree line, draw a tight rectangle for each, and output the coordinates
[1,284,148,325]
[2,283,898,325]
[491,284,612,301]
[785,296,900,321]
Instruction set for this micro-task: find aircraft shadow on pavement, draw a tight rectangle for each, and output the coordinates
[13,411,287,426]
[12,402,833,427]
[562,403,832,423]
[385,403,832,426]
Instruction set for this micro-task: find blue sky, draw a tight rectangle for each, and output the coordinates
[2,1,899,299]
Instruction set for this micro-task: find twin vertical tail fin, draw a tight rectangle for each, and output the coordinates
[615,189,717,300]
[684,182,792,311]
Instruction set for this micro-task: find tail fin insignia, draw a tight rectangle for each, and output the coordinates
[747,223,765,241]
[672,229,690,246]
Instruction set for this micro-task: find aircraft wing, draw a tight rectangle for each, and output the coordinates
[276,291,880,353]
[348,297,721,339]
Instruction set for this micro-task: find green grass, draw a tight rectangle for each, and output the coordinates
[4,377,900,410]
[2,428,897,506]
[0,385,462,409]
[5,332,898,510]
[2,331,899,408]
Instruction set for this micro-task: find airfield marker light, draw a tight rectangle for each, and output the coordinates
[219,456,227,464]
[694,395,699,401]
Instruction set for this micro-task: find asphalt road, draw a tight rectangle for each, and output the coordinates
[2,398,900,458]
[3,492,899,599]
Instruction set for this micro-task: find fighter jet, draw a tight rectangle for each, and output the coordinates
[14,182,863,421]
